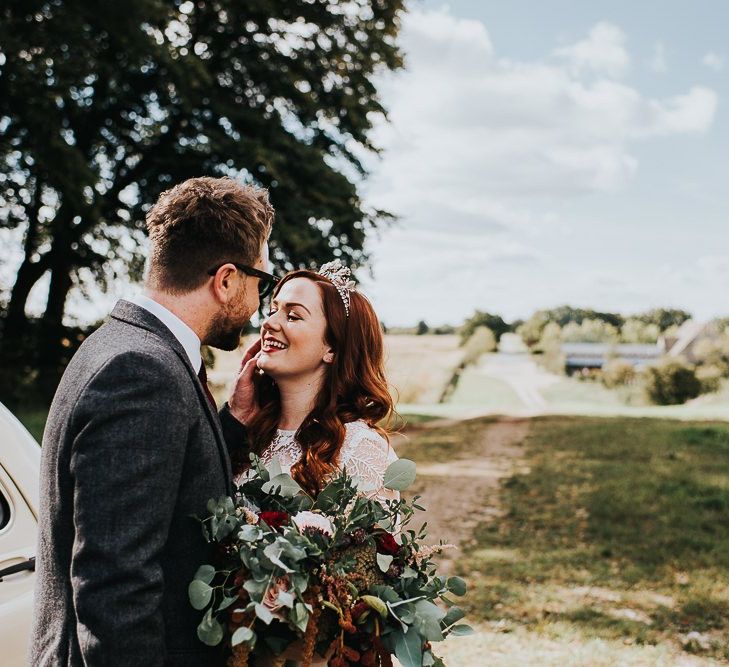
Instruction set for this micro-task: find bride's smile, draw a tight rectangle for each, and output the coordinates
[257,277,334,381]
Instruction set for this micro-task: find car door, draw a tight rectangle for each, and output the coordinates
[0,403,40,667]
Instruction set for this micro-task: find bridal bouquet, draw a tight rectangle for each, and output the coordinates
[190,455,472,667]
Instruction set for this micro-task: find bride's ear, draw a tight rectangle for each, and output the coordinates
[323,349,335,364]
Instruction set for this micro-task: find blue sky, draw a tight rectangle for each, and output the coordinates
[359,0,729,326]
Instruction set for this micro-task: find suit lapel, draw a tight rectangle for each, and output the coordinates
[110,300,232,491]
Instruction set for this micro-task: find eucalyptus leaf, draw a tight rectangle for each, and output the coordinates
[218,595,237,611]
[266,458,283,479]
[446,576,467,597]
[311,480,341,512]
[383,459,417,491]
[231,625,255,646]
[413,599,445,642]
[188,580,213,610]
[255,602,274,625]
[376,553,394,573]
[449,624,475,636]
[194,564,216,585]
[441,606,465,627]
[398,602,416,624]
[262,473,302,497]
[238,525,263,542]
[360,595,388,618]
[276,590,295,608]
[243,579,268,599]
[197,609,224,646]
[292,601,310,633]
[394,628,423,667]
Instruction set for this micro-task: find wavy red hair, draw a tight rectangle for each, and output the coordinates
[242,270,394,496]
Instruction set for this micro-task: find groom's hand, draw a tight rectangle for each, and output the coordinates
[228,338,262,425]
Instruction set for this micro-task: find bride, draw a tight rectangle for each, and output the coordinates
[232,259,399,506]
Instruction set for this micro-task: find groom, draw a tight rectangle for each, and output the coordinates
[30,177,275,665]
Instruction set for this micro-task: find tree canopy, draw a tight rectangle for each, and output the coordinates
[0,0,404,399]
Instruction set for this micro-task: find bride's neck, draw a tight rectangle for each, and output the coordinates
[276,372,326,431]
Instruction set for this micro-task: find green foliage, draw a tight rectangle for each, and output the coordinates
[696,364,723,394]
[620,318,660,344]
[517,306,623,347]
[693,335,729,377]
[459,311,510,344]
[531,321,566,374]
[192,455,465,665]
[562,318,620,343]
[0,0,405,382]
[633,308,692,331]
[416,320,429,336]
[600,359,636,389]
[461,326,496,366]
[642,359,702,405]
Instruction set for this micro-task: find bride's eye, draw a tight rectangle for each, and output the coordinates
[287,313,301,321]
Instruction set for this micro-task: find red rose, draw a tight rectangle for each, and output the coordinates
[375,532,400,556]
[259,511,289,530]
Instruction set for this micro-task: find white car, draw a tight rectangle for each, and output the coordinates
[0,402,40,666]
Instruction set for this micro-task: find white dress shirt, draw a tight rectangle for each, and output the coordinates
[128,294,202,373]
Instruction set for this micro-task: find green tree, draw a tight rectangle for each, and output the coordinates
[620,318,660,344]
[642,359,702,405]
[517,306,623,347]
[634,308,691,331]
[460,310,510,344]
[416,320,429,336]
[561,319,619,343]
[462,326,496,366]
[0,0,404,399]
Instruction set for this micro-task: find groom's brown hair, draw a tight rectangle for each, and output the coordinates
[145,176,274,292]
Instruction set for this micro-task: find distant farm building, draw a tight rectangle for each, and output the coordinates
[562,343,662,373]
[664,320,718,363]
[561,319,718,373]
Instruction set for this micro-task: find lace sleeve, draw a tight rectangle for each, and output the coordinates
[339,424,400,506]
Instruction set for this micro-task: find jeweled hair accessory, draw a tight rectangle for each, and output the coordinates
[318,259,356,316]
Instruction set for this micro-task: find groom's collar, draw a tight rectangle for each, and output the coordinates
[128,294,202,372]
[112,297,202,372]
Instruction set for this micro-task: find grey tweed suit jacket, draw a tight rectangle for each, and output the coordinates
[29,300,248,666]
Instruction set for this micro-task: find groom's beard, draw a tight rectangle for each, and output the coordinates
[207,302,250,351]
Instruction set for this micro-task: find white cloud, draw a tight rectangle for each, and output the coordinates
[702,52,725,71]
[648,41,666,73]
[359,9,719,325]
[554,22,630,78]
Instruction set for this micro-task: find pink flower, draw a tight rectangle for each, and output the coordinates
[261,575,291,621]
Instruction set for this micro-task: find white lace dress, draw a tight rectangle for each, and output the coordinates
[234,420,399,505]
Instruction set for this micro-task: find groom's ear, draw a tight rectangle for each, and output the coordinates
[210,264,238,302]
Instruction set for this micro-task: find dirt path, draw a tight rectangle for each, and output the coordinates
[394,417,530,574]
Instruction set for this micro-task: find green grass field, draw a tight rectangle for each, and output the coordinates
[450,416,729,660]
[15,408,47,442]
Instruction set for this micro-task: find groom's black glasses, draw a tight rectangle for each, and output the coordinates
[207,262,280,300]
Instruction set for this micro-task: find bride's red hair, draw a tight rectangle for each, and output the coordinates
[242,270,394,496]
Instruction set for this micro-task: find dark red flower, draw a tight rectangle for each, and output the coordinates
[375,532,400,556]
[259,511,289,530]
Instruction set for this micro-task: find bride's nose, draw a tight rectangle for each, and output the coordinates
[261,312,280,332]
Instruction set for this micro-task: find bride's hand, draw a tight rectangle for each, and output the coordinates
[227,338,262,425]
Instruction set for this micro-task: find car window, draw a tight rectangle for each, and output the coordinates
[0,485,9,531]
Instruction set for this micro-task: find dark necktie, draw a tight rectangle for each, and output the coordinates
[197,363,217,409]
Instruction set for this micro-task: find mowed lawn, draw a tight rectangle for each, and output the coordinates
[449,417,729,661]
